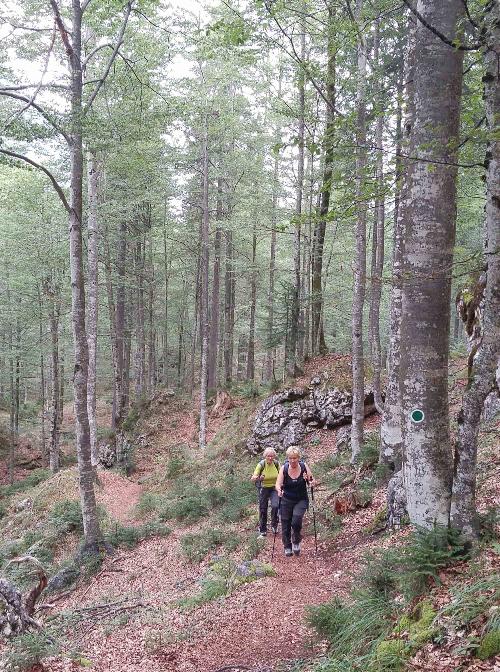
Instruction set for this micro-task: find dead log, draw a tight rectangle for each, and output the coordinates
[0,556,47,637]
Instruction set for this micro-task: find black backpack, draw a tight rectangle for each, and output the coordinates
[283,459,307,479]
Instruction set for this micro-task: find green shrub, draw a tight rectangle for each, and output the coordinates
[2,631,58,671]
[107,524,141,549]
[373,639,410,672]
[180,528,225,563]
[243,533,265,560]
[0,501,8,519]
[49,499,84,534]
[476,629,500,660]
[358,434,379,468]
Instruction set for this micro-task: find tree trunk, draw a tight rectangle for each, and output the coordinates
[350,0,368,462]
[208,180,223,392]
[450,1,500,538]
[114,219,127,426]
[103,222,119,429]
[147,228,155,393]
[369,20,385,415]
[37,286,48,468]
[247,221,257,381]
[67,0,101,550]
[46,278,61,474]
[287,24,306,378]
[86,150,99,466]
[223,229,235,387]
[399,0,465,528]
[312,4,335,356]
[380,17,416,467]
[134,230,146,399]
[162,215,171,385]
[199,126,210,450]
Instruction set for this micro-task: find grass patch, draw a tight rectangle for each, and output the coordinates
[180,528,225,563]
[0,469,51,498]
[1,631,58,671]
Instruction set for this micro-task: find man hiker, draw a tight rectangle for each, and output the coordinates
[275,445,315,557]
[251,447,280,538]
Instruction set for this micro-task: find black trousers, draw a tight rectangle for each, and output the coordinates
[280,497,308,549]
[259,487,279,533]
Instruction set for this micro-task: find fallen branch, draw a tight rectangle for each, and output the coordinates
[0,556,47,636]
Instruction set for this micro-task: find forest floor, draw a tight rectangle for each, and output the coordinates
[0,354,499,672]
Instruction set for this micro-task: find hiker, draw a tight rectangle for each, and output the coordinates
[275,445,314,557]
[251,448,280,538]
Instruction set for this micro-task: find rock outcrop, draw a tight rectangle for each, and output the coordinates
[247,377,377,455]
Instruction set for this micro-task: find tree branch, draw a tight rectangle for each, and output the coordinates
[0,149,70,212]
[401,0,482,51]
[0,90,70,142]
[82,42,113,68]
[48,0,73,58]
[83,1,133,114]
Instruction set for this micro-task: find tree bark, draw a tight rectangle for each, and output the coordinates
[37,285,48,468]
[223,229,235,387]
[450,1,500,538]
[369,20,385,415]
[380,17,416,467]
[86,150,99,466]
[312,4,335,356]
[247,221,257,381]
[399,0,465,528]
[208,179,223,392]
[199,125,210,449]
[350,0,368,462]
[46,277,61,474]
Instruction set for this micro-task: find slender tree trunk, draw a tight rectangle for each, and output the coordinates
[37,286,48,468]
[103,223,119,429]
[264,75,282,382]
[380,19,416,467]
[400,0,465,527]
[134,230,146,399]
[369,20,385,414]
[162,216,170,386]
[246,221,257,381]
[208,180,223,392]
[287,25,306,377]
[86,151,99,466]
[450,1,500,538]
[223,229,235,387]
[312,4,335,356]
[114,220,127,425]
[46,278,61,474]
[59,329,65,426]
[199,126,210,450]
[7,279,15,485]
[147,228,155,393]
[350,0,368,462]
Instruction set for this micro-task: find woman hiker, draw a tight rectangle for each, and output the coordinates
[275,445,315,557]
[251,448,280,538]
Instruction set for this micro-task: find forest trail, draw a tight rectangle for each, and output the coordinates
[47,400,393,672]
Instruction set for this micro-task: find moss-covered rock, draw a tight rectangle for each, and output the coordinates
[397,599,438,647]
[476,629,500,660]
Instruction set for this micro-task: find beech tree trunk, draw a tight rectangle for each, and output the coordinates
[312,4,335,356]
[208,180,223,392]
[247,221,257,381]
[380,17,416,467]
[223,229,235,386]
[399,0,465,528]
[66,0,101,549]
[450,2,500,538]
[37,286,47,468]
[46,278,61,474]
[350,0,368,462]
[199,126,210,449]
[86,151,99,466]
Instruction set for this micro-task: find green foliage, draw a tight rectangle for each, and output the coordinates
[358,433,379,468]
[180,528,225,563]
[2,631,58,671]
[373,639,409,672]
[0,501,7,520]
[397,600,438,646]
[49,499,84,534]
[476,629,500,660]
[243,533,265,560]
[122,405,140,432]
[439,575,500,629]
[106,523,141,548]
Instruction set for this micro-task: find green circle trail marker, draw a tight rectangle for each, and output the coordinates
[411,409,425,423]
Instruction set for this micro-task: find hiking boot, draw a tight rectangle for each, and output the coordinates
[284,547,293,557]
[271,526,278,534]
[258,532,267,538]
[292,543,301,556]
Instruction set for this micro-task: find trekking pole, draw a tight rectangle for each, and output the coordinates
[310,484,318,555]
[271,496,281,561]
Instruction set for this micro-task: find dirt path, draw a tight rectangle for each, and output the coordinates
[96,470,142,525]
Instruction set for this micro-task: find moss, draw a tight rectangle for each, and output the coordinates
[476,629,500,660]
[397,600,438,647]
[374,639,410,671]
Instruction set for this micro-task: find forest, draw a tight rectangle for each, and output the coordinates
[0,0,499,670]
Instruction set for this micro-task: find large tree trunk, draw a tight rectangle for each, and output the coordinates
[67,0,101,550]
[350,0,368,463]
[199,126,210,450]
[312,4,335,356]
[399,0,464,528]
[450,2,500,538]
[86,151,99,466]
[380,16,416,467]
